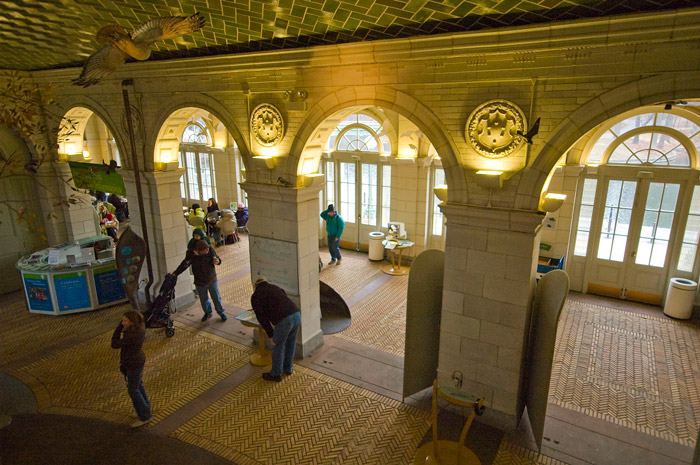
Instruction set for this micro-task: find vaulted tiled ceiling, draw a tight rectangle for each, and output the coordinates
[0,0,696,71]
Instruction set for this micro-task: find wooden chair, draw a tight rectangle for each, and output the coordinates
[414,380,485,465]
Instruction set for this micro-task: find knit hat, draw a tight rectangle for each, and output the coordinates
[327,204,334,212]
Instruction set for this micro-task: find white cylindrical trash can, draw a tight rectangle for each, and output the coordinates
[663,278,698,319]
[368,232,386,261]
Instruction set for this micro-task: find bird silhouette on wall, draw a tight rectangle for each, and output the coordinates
[517,117,541,145]
[73,13,206,87]
[277,177,293,187]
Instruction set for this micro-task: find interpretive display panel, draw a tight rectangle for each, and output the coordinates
[53,271,91,312]
[249,235,299,295]
[22,273,54,312]
[93,264,127,306]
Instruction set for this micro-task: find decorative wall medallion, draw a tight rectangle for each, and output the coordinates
[250,103,284,146]
[466,100,526,158]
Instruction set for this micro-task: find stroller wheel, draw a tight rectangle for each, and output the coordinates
[165,327,175,338]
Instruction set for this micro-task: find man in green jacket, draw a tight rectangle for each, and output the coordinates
[320,204,344,265]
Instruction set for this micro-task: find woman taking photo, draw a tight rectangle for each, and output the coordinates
[111,310,152,428]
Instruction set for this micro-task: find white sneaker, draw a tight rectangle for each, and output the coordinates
[328,260,336,265]
[130,416,153,428]
[336,259,341,265]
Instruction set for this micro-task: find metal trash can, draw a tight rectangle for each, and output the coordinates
[368,232,385,261]
[663,278,698,319]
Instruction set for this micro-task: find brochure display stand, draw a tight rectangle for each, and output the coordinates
[16,235,127,315]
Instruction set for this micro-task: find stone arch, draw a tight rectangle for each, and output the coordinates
[517,72,700,210]
[148,94,249,172]
[52,97,125,167]
[287,87,467,203]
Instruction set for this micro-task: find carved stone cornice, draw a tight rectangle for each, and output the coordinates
[440,203,545,234]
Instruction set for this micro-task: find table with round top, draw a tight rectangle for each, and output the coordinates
[381,239,415,276]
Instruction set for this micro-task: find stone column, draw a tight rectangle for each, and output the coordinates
[242,181,324,357]
[438,203,544,425]
[121,168,195,308]
[40,162,97,243]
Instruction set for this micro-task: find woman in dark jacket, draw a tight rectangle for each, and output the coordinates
[111,310,152,428]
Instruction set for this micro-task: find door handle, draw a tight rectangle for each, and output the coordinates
[631,251,636,258]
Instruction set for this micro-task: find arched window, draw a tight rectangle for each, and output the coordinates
[586,111,699,167]
[179,119,216,204]
[326,114,391,156]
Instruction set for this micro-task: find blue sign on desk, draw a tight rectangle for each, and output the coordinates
[53,271,90,311]
[93,265,126,305]
[23,273,53,312]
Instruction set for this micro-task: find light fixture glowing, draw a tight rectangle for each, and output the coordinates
[541,192,567,212]
[159,148,173,163]
[433,184,448,202]
[253,155,276,169]
[475,170,504,189]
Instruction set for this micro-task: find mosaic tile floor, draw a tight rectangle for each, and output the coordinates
[12,322,252,426]
[0,299,129,367]
[550,300,700,447]
[173,365,431,465]
[333,274,408,357]
[493,441,568,465]
[319,251,384,300]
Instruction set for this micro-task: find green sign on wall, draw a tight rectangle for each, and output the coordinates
[68,161,125,195]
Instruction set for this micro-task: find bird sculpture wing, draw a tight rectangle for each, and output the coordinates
[72,44,128,87]
[131,13,205,47]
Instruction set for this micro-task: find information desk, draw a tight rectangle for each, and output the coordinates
[16,235,127,315]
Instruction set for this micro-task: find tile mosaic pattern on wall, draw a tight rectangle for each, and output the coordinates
[550,300,700,447]
[173,365,431,465]
[0,0,696,71]
[12,322,252,426]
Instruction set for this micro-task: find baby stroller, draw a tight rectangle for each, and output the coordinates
[144,273,178,337]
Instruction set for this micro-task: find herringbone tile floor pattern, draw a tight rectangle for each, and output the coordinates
[214,236,250,279]
[0,298,129,367]
[333,274,408,357]
[12,322,252,426]
[550,300,700,447]
[219,274,255,310]
[319,251,384,300]
[492,440,569,465]
[173,365,431,465]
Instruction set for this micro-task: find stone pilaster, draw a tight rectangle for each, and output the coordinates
[121,168,195,308]
[242,181,324,358]
[438,203,545,424]
[45,162,97,242]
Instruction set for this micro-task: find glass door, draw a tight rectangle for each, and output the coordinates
[586,176,681,304]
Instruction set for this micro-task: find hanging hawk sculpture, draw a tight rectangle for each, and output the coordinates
[73,13,205,87]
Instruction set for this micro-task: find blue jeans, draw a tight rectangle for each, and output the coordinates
[271,312,301,377]
[124,366,151,421]
[196,280,225,316]
[328,235,342,261]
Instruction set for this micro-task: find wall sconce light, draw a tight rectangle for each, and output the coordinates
[303,172,324,187]
[433,184,448,202]
[159,148,173,163]
[475,170,504,189]
[541,192,567,212]
[253,155,277,169]
[64,143,77,155]
[82,140,90,160]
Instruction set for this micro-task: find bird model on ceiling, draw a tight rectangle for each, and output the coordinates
[73,13,205,87]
